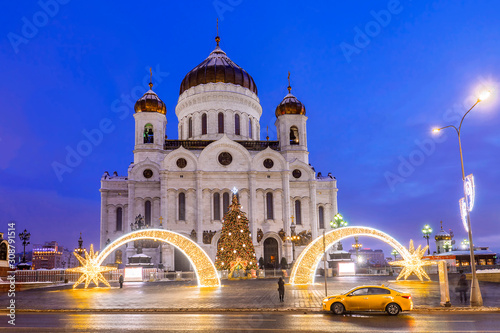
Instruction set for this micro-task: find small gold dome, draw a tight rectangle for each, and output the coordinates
[134,84,166,115]
[275,73,305,117]
[275,93,306,117]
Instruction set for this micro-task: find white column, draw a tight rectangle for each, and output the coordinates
[196,171,203,245]
[100,190,108,250]
[309,181,318,239]
[126,182,136,263]
[249,172,257,244]
[281,171,292,261]
[161,172,169,229]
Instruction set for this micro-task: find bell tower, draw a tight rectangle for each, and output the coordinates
[133,68,167,162]
[275,73,309,164]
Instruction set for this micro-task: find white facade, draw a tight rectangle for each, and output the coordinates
[99,43,338,270]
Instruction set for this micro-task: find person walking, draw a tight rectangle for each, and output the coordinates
[457,273,468,304]
[277,277,285,302]
[119,274,124,289]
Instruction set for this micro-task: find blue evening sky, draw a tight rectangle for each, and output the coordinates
[1,1,499,256]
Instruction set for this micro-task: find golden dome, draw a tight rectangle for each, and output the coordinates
[179,37,258,95]
[134,80,166,115]
[275,74,306,117]
[275,92,306,117]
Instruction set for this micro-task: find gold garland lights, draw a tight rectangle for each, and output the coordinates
[389,240,436,281]
[289,226,412,285]
[70,229,220,288]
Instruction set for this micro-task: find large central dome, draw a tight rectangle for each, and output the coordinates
[179,43,258,96]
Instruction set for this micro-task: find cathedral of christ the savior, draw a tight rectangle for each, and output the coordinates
[99,34,338,271]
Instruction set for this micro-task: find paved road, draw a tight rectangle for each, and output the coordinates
[1,311,500,332]
[3,275,500,311]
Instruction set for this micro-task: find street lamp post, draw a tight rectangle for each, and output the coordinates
[286,216,300,264]
[352,237,362,263]
[330,213,348,250]
[422,224,432,255]
[18,229,31,270]
[433,90,490,307]
[391,249,398,261]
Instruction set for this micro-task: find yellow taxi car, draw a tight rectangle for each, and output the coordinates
[322,285,413,316]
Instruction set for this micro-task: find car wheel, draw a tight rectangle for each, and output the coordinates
[386,303,400,316]
[331,302,345,315]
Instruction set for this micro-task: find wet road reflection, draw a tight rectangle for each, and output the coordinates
[2,312,499,332]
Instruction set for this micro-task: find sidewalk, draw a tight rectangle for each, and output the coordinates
[2,275,500,312]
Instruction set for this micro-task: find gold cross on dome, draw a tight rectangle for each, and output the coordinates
[149,67,153,89]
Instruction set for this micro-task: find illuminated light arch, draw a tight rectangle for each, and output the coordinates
[97,229,220,287]
[289,226,411,285]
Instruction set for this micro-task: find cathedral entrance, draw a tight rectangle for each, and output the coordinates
[174,247,192,272]
[263,238,279,268]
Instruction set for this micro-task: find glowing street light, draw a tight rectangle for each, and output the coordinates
[330,213,348,250]
[422,224,433,255]
[461,239,470,250]
[391,249,398,261]
[330,213,348,229]
[432,89,491,307]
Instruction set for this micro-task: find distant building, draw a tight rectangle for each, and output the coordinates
[349,248,386,266]
[434,221,454,254]
[424,247,497,273]
[32,241,63,270]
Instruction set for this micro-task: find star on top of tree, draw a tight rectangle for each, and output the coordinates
[67,244,116,288]
[389,240,436,281]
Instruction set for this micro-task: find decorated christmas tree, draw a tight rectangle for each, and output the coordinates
[215,190,257,275]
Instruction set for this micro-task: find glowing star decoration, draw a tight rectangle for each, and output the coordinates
[67,244,116,288]
[290,226,412,285]
[389,240,436,282]
[231,187,238,195]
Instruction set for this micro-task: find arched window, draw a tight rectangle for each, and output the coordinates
[188,117,193,138]
[218,112,224,133]
[213,193,221,220]
[248,118,252,138]
[115,250,122,264]
[116,207,123,231]
[0,243,7,261]
[202,113,207,135]
[180,124,183,140]
[295,200,302,225]
[266,192,274,219]
[144,123,154,144]
[222,192,230,217]
[235,114,240,135]
[290,126,299,145]
[145,200,151,225]
[178,193,186,221]
[318,206,324,229]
